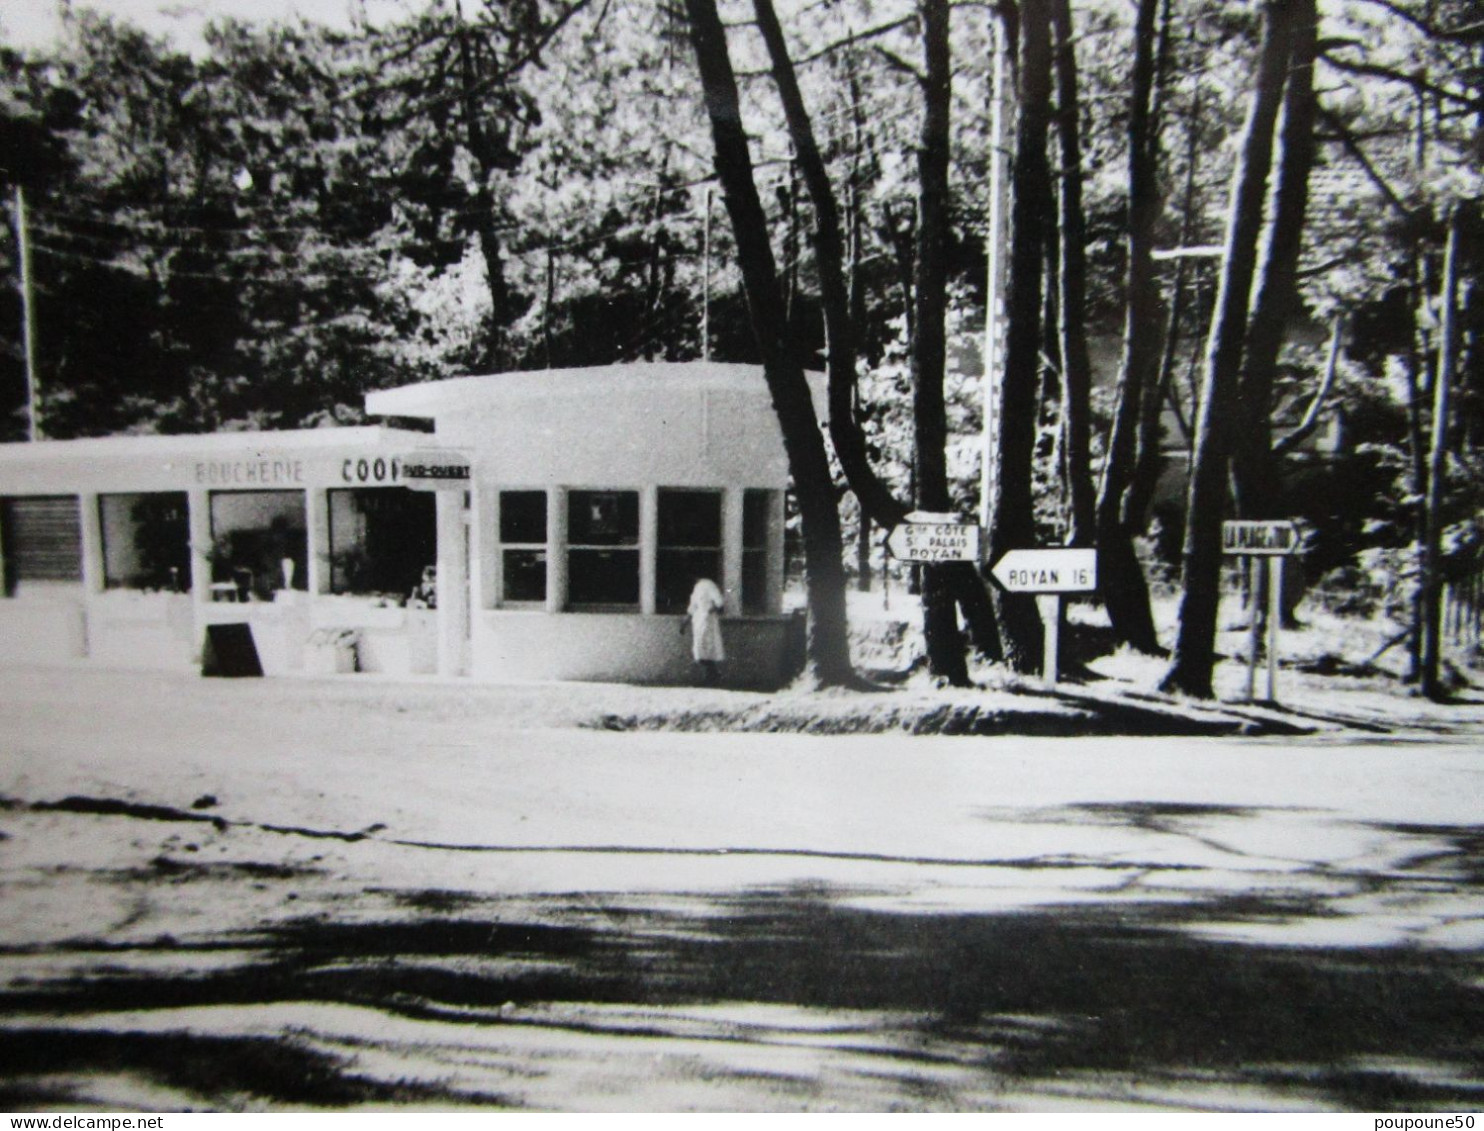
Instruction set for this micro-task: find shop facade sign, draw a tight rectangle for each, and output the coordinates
[402,449,473,491]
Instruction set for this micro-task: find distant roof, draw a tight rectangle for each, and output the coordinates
[366,361,822,420]
[0,425,426,463]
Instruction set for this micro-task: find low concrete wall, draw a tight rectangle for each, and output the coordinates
[86,592,196,672]
[472,610,802,689]
[0,594,87,664]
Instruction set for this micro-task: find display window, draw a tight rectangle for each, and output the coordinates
[742,488,774,614]
[656,489,722,614]
[209,490,308,601]
[1,495,82,594]
[327,488,437,602]
[499,490,547,604]
[567,489,639,607]
[99,492,190,592]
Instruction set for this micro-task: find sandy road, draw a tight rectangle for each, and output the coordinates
[1,664,1483,1110]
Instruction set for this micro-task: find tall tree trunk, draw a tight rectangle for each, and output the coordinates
[751,0,997,667]
[1050,0,1095,547]
[1421,207,1464,701]
[1161,0,1297,698]
[1231,0,1319,520]
[1127,83,1204,528]
[989,0,1055,674]
[750,0,904,531]
[454,0,514,370]
[912,0,970,684]
[1092,0,1163,655]
[683,0,855,686]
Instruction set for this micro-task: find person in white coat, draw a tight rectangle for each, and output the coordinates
[683,576,726,685]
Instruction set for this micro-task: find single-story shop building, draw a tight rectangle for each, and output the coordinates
[0,362,812,687]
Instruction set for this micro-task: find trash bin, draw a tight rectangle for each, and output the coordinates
[304,627,359,675]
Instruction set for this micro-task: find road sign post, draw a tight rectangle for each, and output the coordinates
[884,515,982,564]
[990,548,1098,687]
[1222,521,1301,703]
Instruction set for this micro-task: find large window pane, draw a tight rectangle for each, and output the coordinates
[2,496,81,593]
[209,490,307,601]
[568,490,638,546]
[657,489,721,615]
[328,488,436,598]
[568,549,639,605]
[567,490,638,608]
[500,490,546,544]
[500,491,547,603]
[100,492,189,591]
[742,488,773,614]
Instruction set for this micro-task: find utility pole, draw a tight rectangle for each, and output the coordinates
[980,12,1011,528]
[11,187,41,441]
[701,185,712,361]
[1421,206,1462,700]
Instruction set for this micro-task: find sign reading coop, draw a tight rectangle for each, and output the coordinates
[402,450,472,491]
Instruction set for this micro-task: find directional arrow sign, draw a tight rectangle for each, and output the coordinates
[885,521,981,563]
[1221,520,1300,555]
[990,547,1097,593]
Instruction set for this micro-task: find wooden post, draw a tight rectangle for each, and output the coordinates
[1266,555,1282,701]
[1246,556,1264,702]
[701,186,712,361]
[980,12,1010,530]
[1036,593,1060,686]
[12,187,41,441]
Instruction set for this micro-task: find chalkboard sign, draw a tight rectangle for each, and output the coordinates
[202,623,263,678]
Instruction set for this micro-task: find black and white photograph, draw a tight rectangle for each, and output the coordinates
[0,0,1481,1114]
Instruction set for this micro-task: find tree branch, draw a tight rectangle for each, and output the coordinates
[1274,314,1345,456]
[1318,49,1481,111]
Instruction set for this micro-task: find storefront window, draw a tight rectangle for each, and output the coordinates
[99,492,189,591]
[2,495,82,595]
[743,489,773,614]
[656,489,721,614]
[328,488,436,600]
[209,490,308,601]
[499,490,547,603]
[567,489,638,607]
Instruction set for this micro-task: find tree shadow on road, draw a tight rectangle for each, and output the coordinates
[4,872,1484,1111]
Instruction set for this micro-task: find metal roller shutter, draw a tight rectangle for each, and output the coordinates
[3,496,83,583]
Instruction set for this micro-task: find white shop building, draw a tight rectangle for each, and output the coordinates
[0,362,808,687]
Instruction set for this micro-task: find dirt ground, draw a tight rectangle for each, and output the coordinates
[1,652,1483,1112]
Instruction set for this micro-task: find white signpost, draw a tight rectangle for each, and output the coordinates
[990,548,1098,686]
[1222,520,1302,703]
[885,513,982,564]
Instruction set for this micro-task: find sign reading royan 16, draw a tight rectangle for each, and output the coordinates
[990,548,1097,593]
[885,520,982,563]
[402,450,472,491]
[1221,520,1299,555]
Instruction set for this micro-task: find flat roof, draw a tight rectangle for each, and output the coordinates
[366,361,823,419]
[0,425,430,464]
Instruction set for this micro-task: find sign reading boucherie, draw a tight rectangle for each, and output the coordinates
[402,450,472,490]
[1221,520,1299,555]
